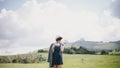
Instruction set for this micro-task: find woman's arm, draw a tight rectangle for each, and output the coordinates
[52,44,55,53]
[60,44,64,52]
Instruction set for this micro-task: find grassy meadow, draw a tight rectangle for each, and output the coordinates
[0,53,120,68]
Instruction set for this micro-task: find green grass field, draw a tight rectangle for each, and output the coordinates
[0,54,120,68]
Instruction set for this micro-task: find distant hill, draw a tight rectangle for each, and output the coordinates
[64,40,120,51]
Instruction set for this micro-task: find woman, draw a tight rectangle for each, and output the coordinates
[52,36,64,68]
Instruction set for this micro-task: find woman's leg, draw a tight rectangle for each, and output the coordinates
[57,65,62,68]
[54,65,57,68]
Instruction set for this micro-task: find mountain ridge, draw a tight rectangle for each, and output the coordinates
[64,40,120,51]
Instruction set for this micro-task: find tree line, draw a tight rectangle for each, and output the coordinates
[38,46,120,55]
[63,46,94,54]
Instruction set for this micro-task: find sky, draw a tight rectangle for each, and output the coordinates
[0,0,120,55]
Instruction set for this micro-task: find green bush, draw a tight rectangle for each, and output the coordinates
[0,53,47,63]
[109,50,120,55]
[76,46,89,54]
[38,49,48,53]
[0,56,11,63]
[64,46,90,54]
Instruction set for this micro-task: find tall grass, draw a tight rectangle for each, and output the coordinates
[0,54,120,68]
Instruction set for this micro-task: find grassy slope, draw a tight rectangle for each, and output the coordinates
[63,54,120,68]
[0,53,120,68]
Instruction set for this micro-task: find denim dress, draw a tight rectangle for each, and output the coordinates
[52,45,63,66]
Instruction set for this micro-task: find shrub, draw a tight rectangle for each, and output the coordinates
[109,50,120,55]
[38,49,48,53]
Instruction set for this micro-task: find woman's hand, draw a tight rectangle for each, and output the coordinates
[60,42,64,46]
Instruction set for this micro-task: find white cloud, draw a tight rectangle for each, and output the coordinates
[0,0,120,55]
[102,11,120,41]
[0,0,5,2]
[111,0,120,18]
